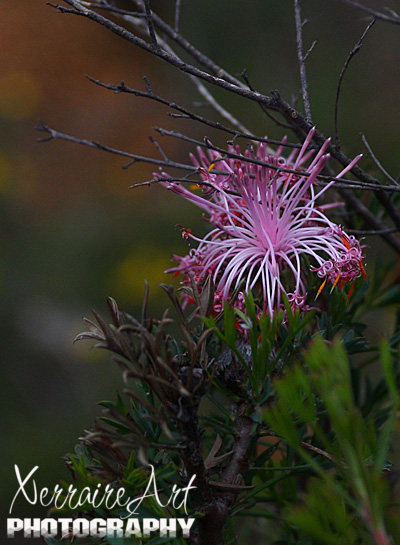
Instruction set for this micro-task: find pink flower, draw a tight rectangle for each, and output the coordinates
[162,129,365,315]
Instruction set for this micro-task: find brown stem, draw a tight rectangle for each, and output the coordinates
[219,414,254,512]
[176,406,255,545]
[177,406,226,545]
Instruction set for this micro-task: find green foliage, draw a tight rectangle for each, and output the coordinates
[48,269,400,545]
[264,337,400,544]
[203,292,316,403]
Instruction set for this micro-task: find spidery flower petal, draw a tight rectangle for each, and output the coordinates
[162,129,366,316]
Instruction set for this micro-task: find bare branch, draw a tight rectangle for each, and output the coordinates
[294,0,313,121]
[261,430,336,464]
[339,189,400,252]
[49,1,400,253]
[303,39,317,62]
[269,92,400,238]
[136,127,400,193]
[82,3,145,17]
[130,177,239,197]
[111,5,252,134]
[49,1,281,109]
[174,0,182,32]
[340,0,400,26]
[240,69,295,130]
[142,0,159,49]
[85,76,302,148]
[318,159,400,253]
[347,227,398,236]
[188,75,251,135]
[334,18,375,149]
[148,135,168,161]
[37,117,400,195]
[35,120,195,171]
[126,0,246,88]
[361,133,399,185]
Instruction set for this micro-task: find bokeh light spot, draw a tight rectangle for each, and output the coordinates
[112,248,170,305]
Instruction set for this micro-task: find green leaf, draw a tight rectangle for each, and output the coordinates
[223,303,237,347]
[100,417,133,434]
[380,338,400,407]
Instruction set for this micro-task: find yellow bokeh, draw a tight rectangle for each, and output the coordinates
[0,71,41,120]
[112,247,172,305]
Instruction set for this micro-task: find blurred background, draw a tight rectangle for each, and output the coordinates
[2,0,400,538]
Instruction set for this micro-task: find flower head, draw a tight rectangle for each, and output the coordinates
[162,129,365,316]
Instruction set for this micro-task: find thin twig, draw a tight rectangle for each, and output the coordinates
[268,91,400,240]
[260,430,336,464]
[132,173,400,196]
[82,2,145,17]
[334,18,375,149]
[111,0,400,236]
[148,136,168,161]
[240,69,295,130]
[113,7,252,134]
[303,39,317,62]
[151,128,400,192]
[86,76,302,148]
[361,133,399,185]
[320,160,400,254]
[341,189,400,252]
[49,1,400,253]
[126,0,246,88]
[37,119,400,194]
[174,0,181,32]
[49,1,282,109]
[347,227,398,235]
[142,0,158,49]
[153,32,252,134]
[130,177,240,196]
[35,120,195,171]
[293,0,313,122]
[299,441,336,463]
[340,0,400,26]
